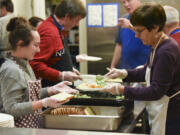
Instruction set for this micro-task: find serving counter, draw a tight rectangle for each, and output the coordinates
[0,127,146,135]
[0,101,146,135]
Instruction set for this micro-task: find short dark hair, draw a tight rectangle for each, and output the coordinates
[29,16,44,28]
[0,0,14,12]
[130,3,166,32]
[55,0,86,19]
[7,17,33,50]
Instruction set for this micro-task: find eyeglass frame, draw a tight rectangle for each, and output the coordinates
[133,27,146,36]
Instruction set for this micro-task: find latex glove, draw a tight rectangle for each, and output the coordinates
[50,81,79,94]
[105,68,128,79]
[118,18,133,29]
[60,71,82,82]
[73,67,80,75]
[101,83,124,95]
[76,54,87,62]
[41,97,66,108]
[136,65,144,69]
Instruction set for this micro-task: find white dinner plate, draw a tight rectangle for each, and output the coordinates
[0,113,14,123]
[74,74,96,87]
[82,56,102,61]
[76,81,104,92]
[0,113,14,127]
[74,74,105,91]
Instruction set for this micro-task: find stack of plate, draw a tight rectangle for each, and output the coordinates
[0,113,14,127]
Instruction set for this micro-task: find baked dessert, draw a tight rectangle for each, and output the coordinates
[50,107,85,115]
[50,107,95,115]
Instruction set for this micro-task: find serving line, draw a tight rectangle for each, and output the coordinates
[0,126,146,135]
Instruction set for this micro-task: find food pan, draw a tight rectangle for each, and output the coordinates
[42,105,124,131]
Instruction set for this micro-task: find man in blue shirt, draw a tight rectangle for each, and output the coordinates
[111,0,151,69]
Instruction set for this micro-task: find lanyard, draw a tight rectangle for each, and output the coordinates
[51,14,64,44]
[149,34,164,67]
[170,28,180,36]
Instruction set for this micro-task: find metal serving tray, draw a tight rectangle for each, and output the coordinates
[42,105,124,131]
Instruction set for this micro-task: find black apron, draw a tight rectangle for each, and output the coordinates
[42,15,73,87]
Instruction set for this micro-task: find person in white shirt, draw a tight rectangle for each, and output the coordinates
[0,0,15,56]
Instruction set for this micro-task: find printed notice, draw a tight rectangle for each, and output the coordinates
[87,4,102,26]
[87,3,119,27]
[103,4,118,27]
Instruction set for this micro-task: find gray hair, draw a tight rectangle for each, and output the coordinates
[163,5,179,24]
[55,0,86,19]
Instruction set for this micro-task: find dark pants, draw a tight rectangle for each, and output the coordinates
[166,117,180,135]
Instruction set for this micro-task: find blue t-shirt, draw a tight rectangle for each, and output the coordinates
[115,14,151,69]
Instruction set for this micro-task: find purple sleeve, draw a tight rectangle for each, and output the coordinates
[124,65,147,82]
[124,50,176,101]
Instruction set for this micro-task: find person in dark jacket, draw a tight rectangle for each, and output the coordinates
[103,3,180,135]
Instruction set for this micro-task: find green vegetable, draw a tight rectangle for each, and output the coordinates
[74,94,91,98]
[116,95,125,100]
[96,75,104,80]
[96,75,106,87]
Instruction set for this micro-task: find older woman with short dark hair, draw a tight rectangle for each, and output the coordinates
[103,3,180,135]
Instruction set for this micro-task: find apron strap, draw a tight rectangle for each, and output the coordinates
[170,90,180,99]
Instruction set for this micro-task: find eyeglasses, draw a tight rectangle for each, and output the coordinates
[133,28,146,36]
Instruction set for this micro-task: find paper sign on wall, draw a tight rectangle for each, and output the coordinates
[87,3,119,27]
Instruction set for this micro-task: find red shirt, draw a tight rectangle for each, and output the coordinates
[170,32,180,48]
[30,17,64,82]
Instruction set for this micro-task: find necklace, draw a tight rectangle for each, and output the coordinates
[149,34,165,66]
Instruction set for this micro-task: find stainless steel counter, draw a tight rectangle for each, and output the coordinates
[0,101,146,135]
[0,127,146,135]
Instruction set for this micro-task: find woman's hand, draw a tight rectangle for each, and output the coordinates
[41,97,67,108]
[101,83,124,95]
[48,81,79,95]
[105,68,128,79]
